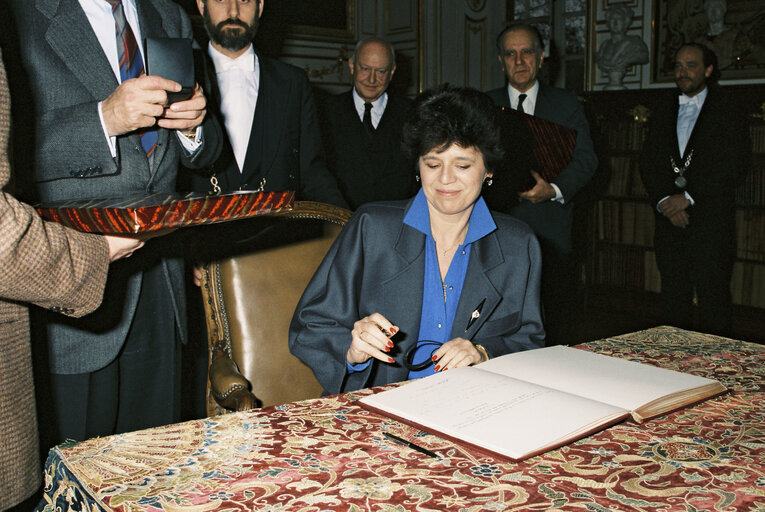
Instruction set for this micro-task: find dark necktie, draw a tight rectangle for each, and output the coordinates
[363,102,375,137]
[106,0,158,161]
[517,93,527,114]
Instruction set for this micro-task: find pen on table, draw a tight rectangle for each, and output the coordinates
[383,432,439,458]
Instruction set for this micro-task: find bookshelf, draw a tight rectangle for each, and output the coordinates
[579,86,765,340]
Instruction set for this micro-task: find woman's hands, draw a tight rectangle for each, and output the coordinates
[347,313,398,365]
[432,337,485,371]
[346,314,486,372]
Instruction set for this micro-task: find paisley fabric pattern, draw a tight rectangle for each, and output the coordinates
[37,327,765,511]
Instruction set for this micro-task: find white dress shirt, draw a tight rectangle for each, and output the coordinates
[656,86,708,210]
[208,43,259,172]
[507,81,539,114]
[78,0,200,156]
[507,81,563,203]
[677,86,708,156]
[352,89,388,128]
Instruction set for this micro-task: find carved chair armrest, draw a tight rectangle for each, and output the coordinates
[200,261,259,414]
[208,345,258,411]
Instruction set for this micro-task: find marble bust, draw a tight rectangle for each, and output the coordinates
[596,4,649,90]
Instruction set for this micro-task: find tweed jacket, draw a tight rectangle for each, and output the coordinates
[289,199,545,395]
[0,51,109,511]
[8,0,222,373]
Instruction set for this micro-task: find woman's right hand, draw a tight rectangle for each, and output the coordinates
[347,313,398,365]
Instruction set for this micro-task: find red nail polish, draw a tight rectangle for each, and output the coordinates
[431,355,438,361]
[388,357,395,363]
[384,346,390,352]
[387,341,394,348]
[443,367,448,371]
[389,327,397,335]
[434,365,440,372]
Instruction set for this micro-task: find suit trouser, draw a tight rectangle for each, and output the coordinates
[40,265,180,449]
[654,224,735,336]
[537,240,575,346]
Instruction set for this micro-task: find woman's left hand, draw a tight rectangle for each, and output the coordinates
[431,338,485,371]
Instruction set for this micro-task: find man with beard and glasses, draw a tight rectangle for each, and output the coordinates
[639,43,750,336]
[185,0,346,206]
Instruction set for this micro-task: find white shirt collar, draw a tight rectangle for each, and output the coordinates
[678,86,708,108]
[352,88,388,127]
[208,43,257,73]
[352,89,387,114]
[507,81,539,113]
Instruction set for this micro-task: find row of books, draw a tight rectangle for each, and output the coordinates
[597,200,655,247]
[603,155,764,207]
[736,209,765,262]
[731,261,765,309]
[604,156,649,198]
[592,244,658,291]
[593,243,765,308]
[598,120,648,152]
[751,125,765,154]
[735,167,765,207]
[598,200,765,261]
[598,120,762,154]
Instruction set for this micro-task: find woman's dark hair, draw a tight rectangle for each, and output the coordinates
[401,84,505,174]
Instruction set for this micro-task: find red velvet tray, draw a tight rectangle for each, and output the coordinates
[36,190,294,234]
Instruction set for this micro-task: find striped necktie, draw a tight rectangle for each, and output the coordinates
[106,0,158,161]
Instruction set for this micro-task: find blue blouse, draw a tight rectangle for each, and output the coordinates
[402,189,496,379]
[347,190,496,376]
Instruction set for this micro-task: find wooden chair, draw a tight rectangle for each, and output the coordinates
[199,201,352,416]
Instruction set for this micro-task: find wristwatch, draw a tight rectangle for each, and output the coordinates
[474,343,490,363]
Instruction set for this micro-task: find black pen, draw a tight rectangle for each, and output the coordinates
[383,432,439,458]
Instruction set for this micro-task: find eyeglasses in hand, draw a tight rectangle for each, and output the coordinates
[403,340,443,371]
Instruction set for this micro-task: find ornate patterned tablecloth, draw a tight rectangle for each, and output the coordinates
[37,327,765,511]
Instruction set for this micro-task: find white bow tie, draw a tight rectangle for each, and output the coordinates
[218,57,255,74]
[678,94,701,107]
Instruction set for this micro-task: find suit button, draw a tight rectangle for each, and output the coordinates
[49,306,62,313]
[147,185,155,193]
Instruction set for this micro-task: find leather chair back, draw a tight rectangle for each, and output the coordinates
[200,201,352,415]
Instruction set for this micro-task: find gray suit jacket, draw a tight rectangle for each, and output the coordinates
[487,84,597,253]
[10,0,222,373]
[289,199,545,395]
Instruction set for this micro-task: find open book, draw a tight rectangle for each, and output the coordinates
[358,346,726,462]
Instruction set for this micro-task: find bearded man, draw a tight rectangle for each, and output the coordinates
[638,43,750,336]
[185,0,346,206]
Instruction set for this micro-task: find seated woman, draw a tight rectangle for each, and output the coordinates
[289,85,545,395]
